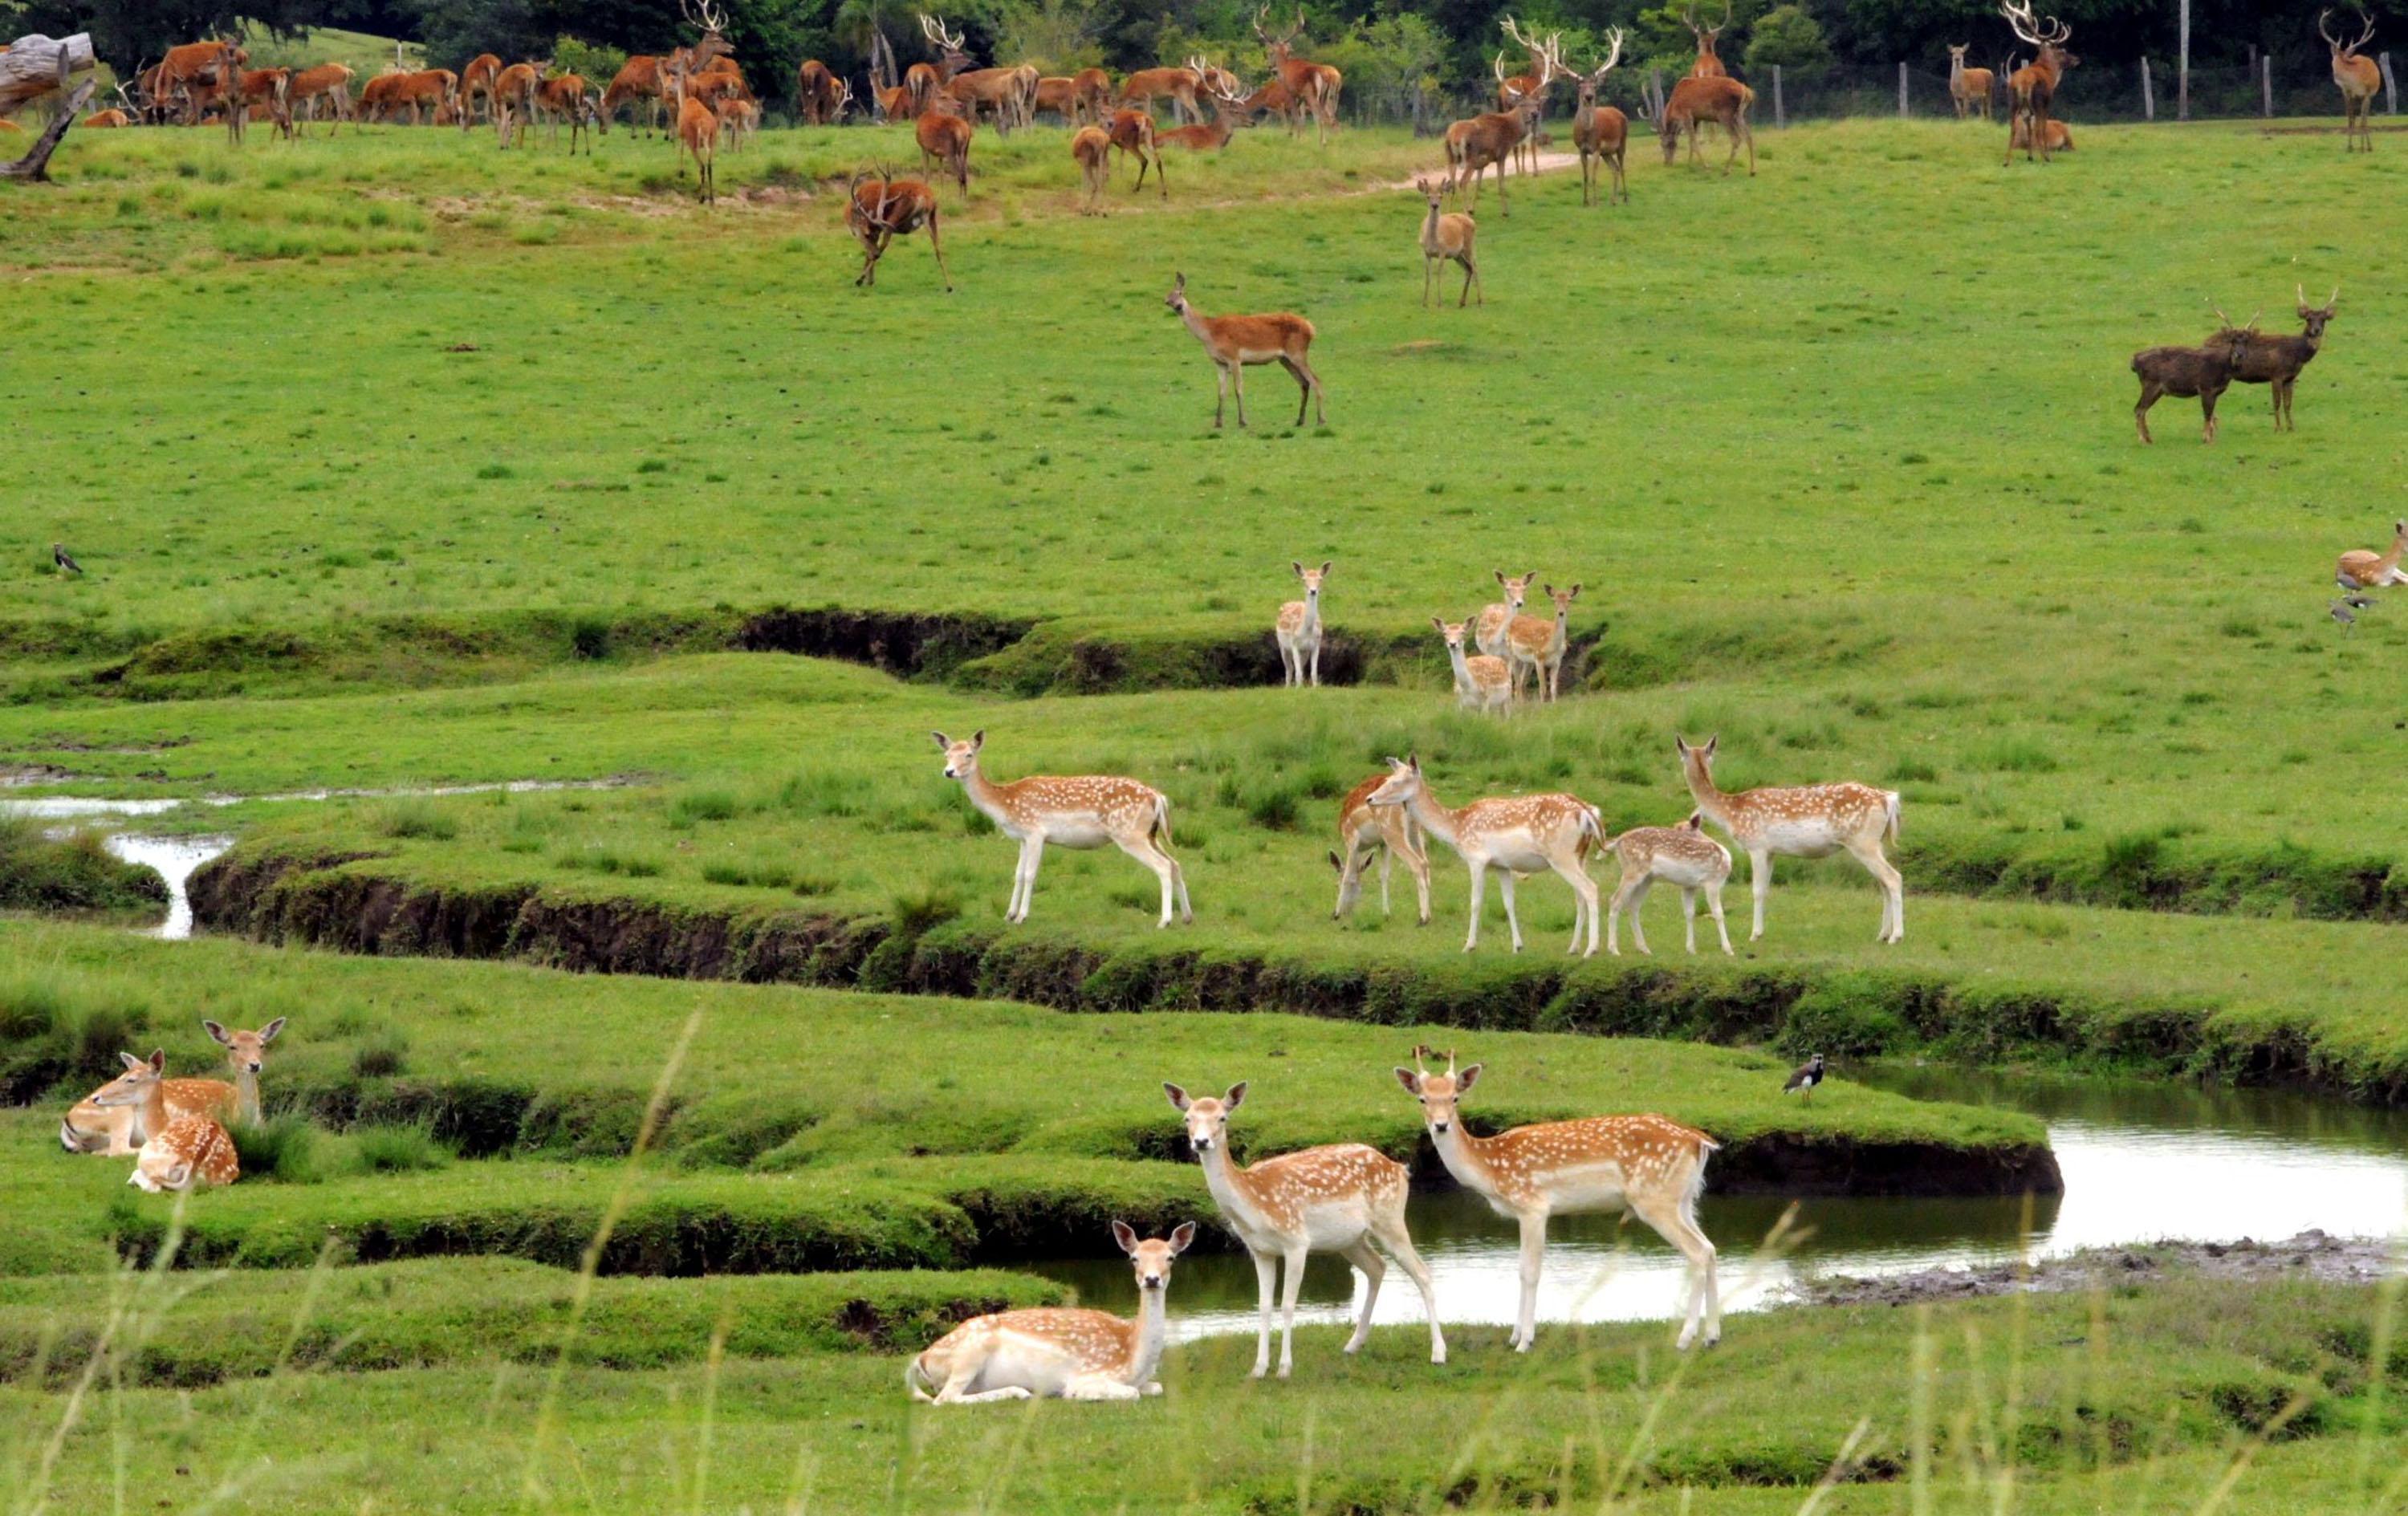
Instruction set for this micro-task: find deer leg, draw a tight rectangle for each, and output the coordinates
[1629,878,1653,955]
[1231,362,1250,428]
[1465,861,1487,953]
[1423,253,1434,308]
[1309,638,1320,686]
[1279,356,1316,427]
[1275,1246,1308,1377]
[1497,868,1524,953]
[1369,1209,1446,1363]
[1705,880,1734,955]
[1211,364,1228,428]
[1848,837,1904,943]
[1377,839,1391,915]
[1249,1250,1277,1377]
[1339,1239,1384,1352]
[1513,1213,1546,1351]
[1747,849,1771,941]
[1119,834,1182,929]
[2201,387,2219,445]
[1564,858,1600,957]
[1681,887,1698,953]
[1637,1194,1719,1350]
[2134,385,2158,445]
[1408,839,1431,925]
[1460,253,1479,308]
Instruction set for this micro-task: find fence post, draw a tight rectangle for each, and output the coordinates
[2261,53,2273,117]
[1649,67,1662,123]
[2178,0,2190,118]
[1772,63,1784,128]
[1898,60,1909,116]
[2384,52,2399,114]
[2140,56,2154,120]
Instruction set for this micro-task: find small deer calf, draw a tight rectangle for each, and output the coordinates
[2131,315,2256,445]
[1434,617,1511,717]
[1605,813,1734,957]
[1413,177,1479,308]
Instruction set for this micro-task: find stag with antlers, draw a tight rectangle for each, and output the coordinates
[2320,9,2381,151]
[2000,1,2076,165]
[1683,0,1733,78]
[1447,53,1556,216]
[921,15,1028,136]
[846,166,953,291]
[1572,30,1629,205]
[1497,17,1563,174]
[1253,6,1341,144]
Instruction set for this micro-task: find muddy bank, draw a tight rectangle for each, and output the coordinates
[1802,1229,2396,1307]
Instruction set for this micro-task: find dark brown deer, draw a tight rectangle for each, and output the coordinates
[1659,75,1755,174]
[1446,53,1556,217]
[1572,30,1629,206]
[2219,284,2340,431]
[845,167,953,291]
[2320,9,2380,152]
[2000,0,2076,165]
[2131,312,2257,445]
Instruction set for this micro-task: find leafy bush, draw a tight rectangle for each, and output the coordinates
[1744,6,1832,82]
[0,819,169,914]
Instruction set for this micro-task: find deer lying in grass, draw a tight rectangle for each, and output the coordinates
[1331,770,1431,924]
[63,1020,284,1154]
[907,1221,1198,1401]
[77,1052,241,1192]
[2007,113,2072,152]
[2131,315,2256,445]
[2337,520,2408,591]
[1367,756,1604,956]
[2222,284,2338,431]
[1605,814,1734,956]
[1413,177,1480,308]
[1164,272,1324,429]
[1434,617,1512,716]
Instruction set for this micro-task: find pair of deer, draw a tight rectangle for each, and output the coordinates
[908,1051,1724,1402]
[58,1018,283,1193]
[2132,287,2341,444]
[1442,568,1582,711]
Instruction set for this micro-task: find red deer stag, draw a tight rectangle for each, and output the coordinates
[796,58,848,124]
[1946,43,1995,119]
[1572,30,1629,205]
[1659,74,1755,174]
[1108,107,1165,195]
[915,100,971,191]
[1165,272,1324,429]
[2321,8,2380,152]
[1684,0,1731,76]
[2000,0,2076,165]
[2130,311,2257,445]
[1447,51,1558,214]
[923,14,1027,135]
[2221,284,2340,431]
[846,167,953,291]
[1254,6,1340,143]
[1497,16,1561,173]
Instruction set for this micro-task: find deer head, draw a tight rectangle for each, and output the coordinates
[920,13,968,60]
[1253,6,1305,62]
[2296,282,2341,339]
[1682,1,1732,55]
[930,728,986,778]
[1165,270,1191,315]
[2319,7,2377,59]
[1578,28,1625,105]
[1393,1044,1483,1136]
[1164,1080,1247,1152]
[87,1050,167,1110]
[204,1017,287,1077]
[1110,1219,1198,1291]
[2000,0,2075,64]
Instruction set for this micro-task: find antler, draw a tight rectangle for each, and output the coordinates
[2353,8,2377,50]
[1592,27,1625,79]
[1543,30,1568,83]
[1718,0,1734,29]
[681,0,727,35]
[1502,14,1541,55]
[1999,0,2064,47]
[2319,7,2344,47]
[1492,51,1510,87]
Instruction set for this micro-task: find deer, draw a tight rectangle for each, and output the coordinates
[796,59,847,124]
[1069,67,1112,124]
[1447,55,1553,215]
[129,1114,240,1193]
[668,57,718,203]
[238,67,294,138]
[1254,6,1341,143]
[62,1019,286,1156]
[1684,0,1733,77]
[2000,0,2076,165]
[921,14,1024,135]
[1034,75,1077,122]
[493,60,547,147]
[1157,73,1251,152]
[933,730,1190,927]
[1434,617,1513,717]
[907,1221,1198,1402]
[1414,177,1481,308]
[1947,44,1995,120]
[1677,734,1902,944]
[874,80,917,122]
[2221,283,2339,430]
[1239,77,1303,134]
[714,96,756,150]
[2335,520,2408,591]
[1331,771,1432,924]
[1071,124,1112,213]
[846,168,952,290]
[1497,16,1563,173]
[2131,314,2257,445]
[1367,756,1603,955]
[287,63,354,134]
[2321,9,2381,151]
[1395,1048,1722,1351]
[1503,583,1579,701]
[2007,113,2072,152]
[156,39,244,125]
[601,55,670,134]
[915,103,971,192]
[1604,813,1734,956]
[383,68,458,126]
[1476,571,1536,664]
[1107,108,1165,196]
[1165,1082,1446,1377]
[1117,59,1205,125]
[82,107,129,127]
[1165,273,1324,430]
[1659,75,1755,174]
[459,53,502,127]
[1572,32,1630,206]
[536,72,601,152]
[1275,560,1330,686]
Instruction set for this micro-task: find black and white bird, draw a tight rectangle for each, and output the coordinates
[2330,599,2358,634]
[1783,1054,1827,1103]
[2345,593,2377,612]
[51,543,81,575]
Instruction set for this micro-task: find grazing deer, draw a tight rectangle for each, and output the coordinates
[1503,583,1579,701]
[1677,734,1902,943]
[1157,75,1250,152]
[2336,520,2408,591]
[1254,6,1341,143]
[2321,8,2380,151]
[874,81,916,122]
[63,1019,285,1155]
[1331,771,1431,925]
[2222,284,2339,431]
[1367,756,1603,956]
[1071,124,1112,213]
[157,39,244,125]
[493,60,546,147]
[1034,75,1077,122]
[1434,617,1513,717]
[1164,273,1325,430]
[933,730,1191,927]
[1116,59,1205,125]
[1107,108,1165,196]
[907,1221,1198,1401]
[238,67,294,139]
[1947,44,1996,120]
[1239,77,1303,134]
[1476,571,1535,663]
[1276,560,1330,686]
[1498,16,1562,173]
[845,168,952,291]
[1396,1048,1721,1351]
[2000,1,2076,165]
[1069,67,1112,124]
[1659,75,1755,174]
[1684,0,1732,77]
[1165,1082,1446,1376]
[1414,177,1481,308]
[1447,56,1552,215]
[1572,33,1630,206]
[287,63,354,133]
[536,73,600,152]
[601,56,669,134]
[714,95,758,150]
[796,59,847,124]
[459,53,502,127]
[915,104,971,191]
[1605,814,1734,956]
[2131,315,2256,445]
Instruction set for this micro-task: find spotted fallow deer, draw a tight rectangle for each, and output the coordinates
[934,730,1191,927]
[1947,44,1995,120]
[1368,756,1603,955]
[1395,1048,1721,1351]
[62,1018,286,1155]
[1275,560,1329,686]
[2337,520,2408,591]
[1414,176,1480,309]
[2321,8,2380,152]
[1503,583,1578,701]
[1434,618,1512,717]
[1164,273,1324,430]
[75,1053,242,1192]
[1605,813,1734,956]
[1572,32,1630,206]
[1476,571,1535,662]
[1165,1082,1446,1377]
[1677,734,1903,943]
[907,1221,1198,1401]
[1331,771,1431,925]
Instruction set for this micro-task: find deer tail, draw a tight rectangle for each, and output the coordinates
[1153,791,1175,849]
[1883,790,1902,843]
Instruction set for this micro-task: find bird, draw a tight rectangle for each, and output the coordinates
[1783,1054,1827,1103]
[2337,569,2365,592]
[51,543,81,575]
[2330,600,2357,634]
[2345,593,2376,612]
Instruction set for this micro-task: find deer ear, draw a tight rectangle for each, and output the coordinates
[970,730,984,751]
[148,1050,165,1071]
[1111,1218,1140,1255]
[1494,569,1507,586]
[260,1017,287,1043]
[1291,560,1304,577]
[165,1163,190,1189]
[929,730,950,750]
[1328,850,1344,872]
[1224,1081,1247,1110]
[1319,561,1332,578]
[1393,1066,1421,1093]
[1457,1063,1483,1091]
[119,1051,146,1073]
[1168,1220,1198,1254]
[1704,734,1719,758]
[204,1020,230,1047]
[1568,583,1581,598]
[1163,1082,1190,1112]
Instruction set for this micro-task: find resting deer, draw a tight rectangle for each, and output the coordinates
[1165,1082,1445,1376]
[1368,756,1603,955]
[934,730,1191,927]
[1071,124,1112,213]
[1503,583,1578,701]
[1413,177,1480,308]
[1397,1048,1720,1350]
[1165,273,1324,429]
[1947,44,1995,119]
[77,1052,242,1192]
[2000,0,2076,165]
[63,1019,285,1155]
[1434,617,1512,717]
[1605,814,1734,956]
[1677,734,1902,943]
[1276,560,1329,686]
[2321,8,2380,151]
[1572,34,1629,206]
[2336,520,2408,591]
[907,1221,1197,1401]
[2222,284,2338,431]
[2131,314,2256,445]
[1476,571,1535,663]
[846,168,952,291]
[1331,771,1431,925]
[1659,75,1755,174]
[2007,113,2072,152]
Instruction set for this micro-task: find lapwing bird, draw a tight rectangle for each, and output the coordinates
[51,543,81,575]
[2345,593,2377,612]
[1784,1054,1827,1103]
[2331,599,2358,634]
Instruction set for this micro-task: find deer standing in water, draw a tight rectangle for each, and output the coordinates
[2321,8,2380,151]
[1367,756,1604,956]
[1413,177,1480,308]
[1275,560,1329,686]
[1572,33,1629,206]
[934,731,1191,927]
[1434,618,1512,717]
[1604,814,1734,956]
[1164,273,1324,429]
[907,1222,1198,1401]
[1396,1048,1721,1351]
[2000,0,2076,165]
[1677,734,1903,943]
[1331,772,1431,925]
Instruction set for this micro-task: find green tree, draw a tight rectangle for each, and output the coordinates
[1742,2,1828,79]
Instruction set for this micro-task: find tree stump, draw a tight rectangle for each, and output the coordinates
[2,40,96,184]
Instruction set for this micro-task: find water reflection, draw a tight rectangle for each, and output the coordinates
[102,834,233,940]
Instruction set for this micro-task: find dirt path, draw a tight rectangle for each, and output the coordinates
[1800,1229,2397,1307]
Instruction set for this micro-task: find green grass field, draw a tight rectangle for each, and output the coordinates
[6,109,2408,1510]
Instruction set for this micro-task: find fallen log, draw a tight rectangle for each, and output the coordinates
[2,41,96,184]
[0,32,93,112]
